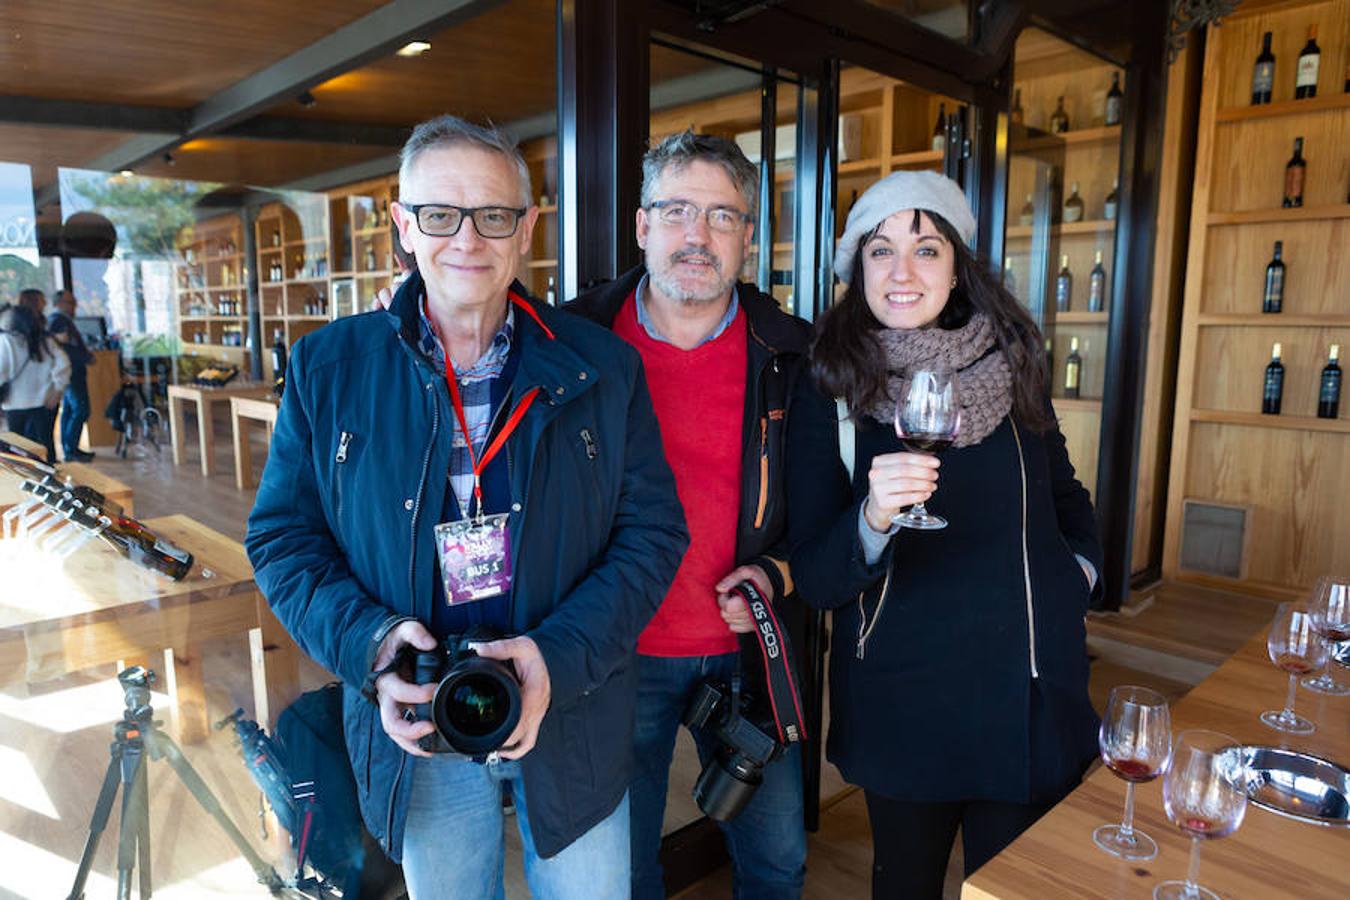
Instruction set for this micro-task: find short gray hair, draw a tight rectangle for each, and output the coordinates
[641,131,758,218]
[398,115,532,207]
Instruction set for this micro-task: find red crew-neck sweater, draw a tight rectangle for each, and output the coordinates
[615,291,746,657]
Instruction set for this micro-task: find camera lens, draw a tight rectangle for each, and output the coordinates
[446,673,510,737]
[430,657,522,755]
[693,750,763,822]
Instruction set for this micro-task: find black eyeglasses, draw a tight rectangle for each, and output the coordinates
[400,203,528,238]
[647,199,751,233]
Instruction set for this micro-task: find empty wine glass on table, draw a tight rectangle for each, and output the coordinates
[1093,685,1172,861]
[1303,575,1350,696]
[1261,602,1329,734]
[1154,730,1248,900]
[892,368,960,531]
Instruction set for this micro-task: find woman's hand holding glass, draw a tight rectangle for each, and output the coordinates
[863,452,940,532]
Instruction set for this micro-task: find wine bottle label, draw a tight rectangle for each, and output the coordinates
[1104,199,1117,220]
[1296,55,1319,88]
[1089,277,1105,310]
[1065,363,1080,389]
[1284,167,1305,203]
[153,537,192,564]
[932,135,946,153]
[1056,278,1071,308]
[1105,97,1122,125]
[1064,203,1083,223]
[1253,63,1274,94]
[1265,270,1284,301]
[1322,372,1342,403]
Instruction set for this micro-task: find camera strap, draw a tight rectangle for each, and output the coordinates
[736,581,807,745]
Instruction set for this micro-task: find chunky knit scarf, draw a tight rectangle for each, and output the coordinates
[865,313,1012,448]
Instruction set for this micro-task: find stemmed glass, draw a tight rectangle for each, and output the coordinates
[1154,730,1248,900]
[892,369,960,531]
[1260,602,1329,734]
[1093,686,1172,860]
[1303,575,1350,696]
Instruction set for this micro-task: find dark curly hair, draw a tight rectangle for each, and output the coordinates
[812,209,1053,432]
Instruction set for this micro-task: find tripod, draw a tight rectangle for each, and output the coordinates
[66,666,288,900]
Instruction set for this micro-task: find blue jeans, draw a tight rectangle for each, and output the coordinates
[401,754,630,900]
[61,379,90,456]
[630,652,806,900]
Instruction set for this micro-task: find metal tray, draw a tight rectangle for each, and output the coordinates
[1237,746,1350,827]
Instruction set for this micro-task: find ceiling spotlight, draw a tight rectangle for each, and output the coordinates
[396,40,431,57]
[119,169,134,178]
[298,91,317,107]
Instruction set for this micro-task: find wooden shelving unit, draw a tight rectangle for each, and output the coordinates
[254,197,331,377]
[1162,0,1350,597]
[173,213,247,363]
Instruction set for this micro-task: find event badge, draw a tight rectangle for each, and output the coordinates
[434,513,513,604]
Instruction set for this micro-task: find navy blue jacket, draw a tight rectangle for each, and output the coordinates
[246,273,688,859]
[786,377,1102,805]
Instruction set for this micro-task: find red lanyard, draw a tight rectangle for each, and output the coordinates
[432,291,553,514]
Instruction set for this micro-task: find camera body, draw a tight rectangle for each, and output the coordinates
[406,625,522,757]
[683,677,784,821]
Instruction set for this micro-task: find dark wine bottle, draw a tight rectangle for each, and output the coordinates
[1063,182,1085,223]
[1283,138,1306,208]
[1064,337,1082,399]
[97,515,195,581]
[1105,72,1124,126]
[1011,88,1024,125]
[932,103,947,153]
[271,329,288,397]
[1104,178,1119,221]
[1019,193,1034,226]
[1252,31,1275,104]
[1262,241,1285,313]
[1262,342,1285,415]
[1055,255,1073,312]
[1318,344,1342,419]
[1049,96,1069,133]
[1295,25,1321,99]
[1088,251,1107,313]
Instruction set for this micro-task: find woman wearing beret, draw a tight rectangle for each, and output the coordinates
[786,171,1102,897]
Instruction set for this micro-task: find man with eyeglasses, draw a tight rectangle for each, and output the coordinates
[567,131,812,899]
[247,114,687,899]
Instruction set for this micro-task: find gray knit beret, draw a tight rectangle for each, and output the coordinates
[833,170,977,283]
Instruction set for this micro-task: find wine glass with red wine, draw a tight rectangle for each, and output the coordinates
[892,368,960,531]
[1093,685,1171,861]
[1154,730,1247,900]
[1259,602,1328,734]
[1303,575,1350,696]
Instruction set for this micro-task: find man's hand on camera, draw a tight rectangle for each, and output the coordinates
[470,635,551,760]
[373,620,439,757]
[714,565,773,634]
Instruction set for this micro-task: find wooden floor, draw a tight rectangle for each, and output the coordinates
[0,407,1283,899]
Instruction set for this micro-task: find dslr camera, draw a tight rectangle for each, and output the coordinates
[404,625,522,757]
[682,580,806,822]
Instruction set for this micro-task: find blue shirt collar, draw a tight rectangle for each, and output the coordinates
[634,273,739,348]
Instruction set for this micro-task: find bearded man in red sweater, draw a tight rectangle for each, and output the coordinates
[568,131,813,900]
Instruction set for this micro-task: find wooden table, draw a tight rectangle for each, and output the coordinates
[0,438,135,519]
[963,630,1350,899]
[0,514,300,742]
[167,382,271,477]
[229,395,279,490]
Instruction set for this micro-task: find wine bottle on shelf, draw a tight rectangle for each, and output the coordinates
[1088,251,1107,313]
[1104,178,1119,220]
[1318,344,1342,419]
[1295,25,1321,99]
[545,276,557,306]
[1049,96,1069,133]
[1018,194,1034,226]
[1011,89,1024,125]
[1262,241,1285,313]
[1064,337,1082,399]
[1105,73,1123,126]
[271,229,281,247]
[1055,255,1073,312]
[1262,342,1285,415]
[1063,182,1084,223]
[1283,138,1306,208]
[1252,31,1275,104]
[96,514,195,581]
[271,329,288,398]
[364,243,377,271]
[932,103,947,153]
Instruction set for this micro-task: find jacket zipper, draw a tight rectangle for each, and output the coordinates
[335,431,352,520]
[1011,420,1039,678]
[855,568,893,660]
[388,382,441,845]
[753,417,768,529]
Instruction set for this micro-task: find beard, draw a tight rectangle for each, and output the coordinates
[647,245,738,305]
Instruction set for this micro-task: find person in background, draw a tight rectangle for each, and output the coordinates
[47,289,97,461]
[785,171,1102,899]
[566,131,811,900]
[247,114,687,899]
[1,296,71,463]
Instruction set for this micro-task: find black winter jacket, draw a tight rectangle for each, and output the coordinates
[566,266,813,602]
[786,376,1102,805]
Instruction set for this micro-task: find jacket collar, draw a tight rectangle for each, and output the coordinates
[390,270,597,407]
[566,264,809,355]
